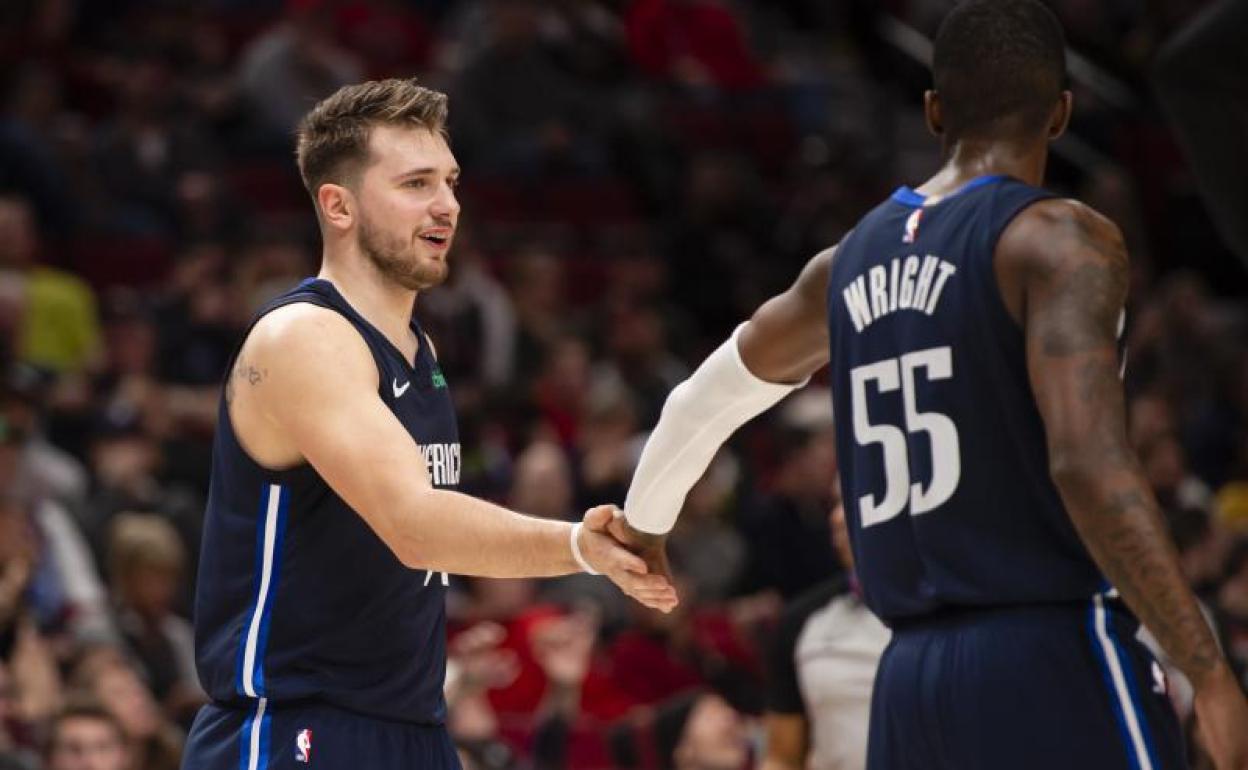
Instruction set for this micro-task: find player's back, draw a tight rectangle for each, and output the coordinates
[826,175,1105,623]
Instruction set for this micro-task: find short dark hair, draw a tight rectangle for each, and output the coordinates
[295,78,448,203]
[932,0,1067,142]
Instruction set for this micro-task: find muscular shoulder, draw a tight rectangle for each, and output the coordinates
[249,303,372,369]
[995,199,1127,326]
[1001,198,1127,274]
[230,303,377,414]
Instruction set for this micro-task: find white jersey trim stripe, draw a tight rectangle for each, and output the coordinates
[242,484,283,698]
[245,697,268,770]
[1092,594,1154,770]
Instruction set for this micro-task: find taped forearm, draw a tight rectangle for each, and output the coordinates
[624,326,805,534]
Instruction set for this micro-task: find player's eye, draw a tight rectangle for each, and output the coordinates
[404,179,428,189]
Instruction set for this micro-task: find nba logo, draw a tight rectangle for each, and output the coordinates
[295,729,313,763]
[903,208,924,243]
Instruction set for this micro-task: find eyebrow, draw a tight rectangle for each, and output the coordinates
[394,167,461,181]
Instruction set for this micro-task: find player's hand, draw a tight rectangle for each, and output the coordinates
[1193,665,1248,770]
[578,505,678,613]
[606,510,676,602]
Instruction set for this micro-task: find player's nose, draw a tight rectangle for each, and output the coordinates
[429,182,460,220]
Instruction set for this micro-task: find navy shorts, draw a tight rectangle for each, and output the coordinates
[868,598,1186,770]
[181,701,462,770]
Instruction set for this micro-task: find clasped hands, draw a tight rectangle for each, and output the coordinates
[574,505,677,613]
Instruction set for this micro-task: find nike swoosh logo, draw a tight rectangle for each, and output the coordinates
[392,379,411,398]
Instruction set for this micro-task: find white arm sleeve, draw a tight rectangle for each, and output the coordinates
[624,325,807,534]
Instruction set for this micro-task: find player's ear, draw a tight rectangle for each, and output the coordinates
[317,182,355,233]
[924,90,944,137]
[1048,91,1073,140]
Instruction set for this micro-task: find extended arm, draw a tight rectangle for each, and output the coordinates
[234,305,675,608]
[615,248,833,564]
[1007,200,1247,766]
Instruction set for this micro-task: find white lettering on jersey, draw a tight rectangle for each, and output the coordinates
[420,443,462,487]
[841,255,957,333]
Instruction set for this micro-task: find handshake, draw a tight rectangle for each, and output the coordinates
[572,505,678,614]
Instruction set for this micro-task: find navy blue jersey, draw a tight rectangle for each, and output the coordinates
[193,278,460,724]
[827,175,1107,623]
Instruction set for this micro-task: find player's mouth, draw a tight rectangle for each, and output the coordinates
[417,228,453,252]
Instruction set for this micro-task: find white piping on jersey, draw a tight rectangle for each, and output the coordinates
[1092,594,1154,770]
[242,484,283,698]
[245,697,268,770]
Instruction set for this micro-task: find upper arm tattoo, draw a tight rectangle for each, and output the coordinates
[1034,209,1128,358]
[225,356,268,404]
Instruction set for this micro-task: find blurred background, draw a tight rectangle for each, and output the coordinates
[0,0,1246,769]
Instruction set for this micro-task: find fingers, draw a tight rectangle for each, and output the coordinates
[607,562,679,613]
[582,504,617,531]
[597,535,649,575]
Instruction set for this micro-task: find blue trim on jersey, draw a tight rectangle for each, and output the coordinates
[890,174,1008,207]
[1087,602,1142,770]
[259,707,272,770]
[253,486,290,696]
[1104,611,1163,770]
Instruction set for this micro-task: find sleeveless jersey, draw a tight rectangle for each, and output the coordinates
[826,175,1107,623]
[193,278,461,724]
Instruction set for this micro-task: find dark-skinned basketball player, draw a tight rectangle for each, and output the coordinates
[612,2,1248,768]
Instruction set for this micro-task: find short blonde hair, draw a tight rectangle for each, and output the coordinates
[295,78,449,201]
[108,513,185,585]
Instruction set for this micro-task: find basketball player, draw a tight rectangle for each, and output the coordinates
[180,80,675,770]
[613,2,1248,768]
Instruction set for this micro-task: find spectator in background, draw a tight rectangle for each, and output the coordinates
[596,304,688,430]
[610,688,751,770]
[43,699,129,770]
[92,54,222,238]
[762,488,889,770]
[624,0,765,92]
[531,335,593,448]
[335,0,435,80]
[0,65,80,235]
[2,365,90,513]
[450,0,606,176]
[418,237,518,393]
[445,622,523,770]
[70,648,182,770]
[1218,542,1248,689]
[0,487,65,752]
[508,248,570,384]
[236,0,365,145]
[737,426,840,599]
[664,452,747,603]
[108,514,203,728]
[0,195,101,375]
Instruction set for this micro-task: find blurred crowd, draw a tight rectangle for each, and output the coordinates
[0,0,1246,769]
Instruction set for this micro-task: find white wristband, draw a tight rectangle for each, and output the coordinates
[569,522,600,575]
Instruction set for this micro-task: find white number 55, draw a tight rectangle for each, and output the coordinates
[850,346,961,528]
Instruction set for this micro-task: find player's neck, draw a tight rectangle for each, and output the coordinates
[918,138,1047,197]
[318,249,419,351]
